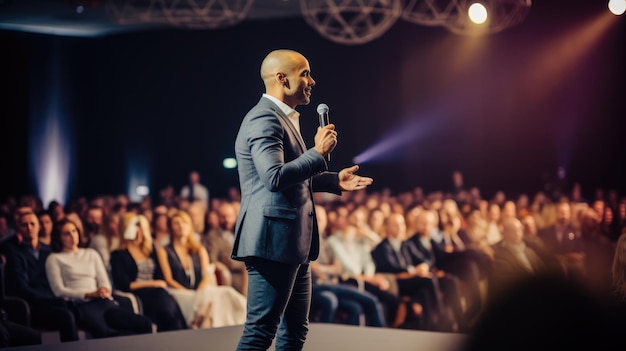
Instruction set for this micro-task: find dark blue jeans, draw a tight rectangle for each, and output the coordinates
[236,258,311,351]
[312,283,386,327]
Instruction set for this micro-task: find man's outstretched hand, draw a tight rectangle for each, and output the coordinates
[338,165,373,191]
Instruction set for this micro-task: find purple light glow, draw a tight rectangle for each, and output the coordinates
[353,111,444,165]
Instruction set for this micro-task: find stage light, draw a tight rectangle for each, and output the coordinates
[136,185,150,197]
[126,151,150,202]
[31,50,71,207]
[353,111,444,165]
[608,0,626,15]
[223,158,237,169]
[468,3,488,24]
[32,114,71,208]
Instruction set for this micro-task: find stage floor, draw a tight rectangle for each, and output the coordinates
[7,323,469,351]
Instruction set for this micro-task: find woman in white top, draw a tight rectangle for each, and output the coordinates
[157,210,246,328]
[46,218,153,338]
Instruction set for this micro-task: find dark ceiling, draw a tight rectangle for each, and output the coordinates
[0,0,303,37]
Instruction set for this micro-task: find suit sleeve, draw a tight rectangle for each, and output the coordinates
[312,172,341,195]
[246,112,328,192]
[5,251,54,302]
[371,244,405,274]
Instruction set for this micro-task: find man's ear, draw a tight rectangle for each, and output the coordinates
[276,72,289,87]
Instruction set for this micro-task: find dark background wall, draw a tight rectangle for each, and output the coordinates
[1,0,625,203]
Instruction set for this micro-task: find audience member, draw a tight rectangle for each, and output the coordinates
[109,213,188,332]
[47,200,65,222]
[310,205,387,328]
[187,200,208,238]
[537,200,585,278]
[326,222,402,327]
[484,203,502,245]
[46,218,153,338]
[370,213,444,330]
[152,205,171,249]
[4,213,79,341]
[405,210,470,331]
[180,171,209,208]
[576,207,615,298]
[157,210,246,328]
[36,210,53,247]
[489,217,548,300]
[202,201,247,295]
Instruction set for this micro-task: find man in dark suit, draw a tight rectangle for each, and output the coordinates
[370,213,445,330]
[537,200,585,278]
[490,217,547,299]
[405,210,470,331]
[232,49,373,351]
[4,213,79,342]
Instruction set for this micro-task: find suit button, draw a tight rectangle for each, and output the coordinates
[309,211,314,216]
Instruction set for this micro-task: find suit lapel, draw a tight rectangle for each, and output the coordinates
[386,240,406,268]
[266,102,307,154]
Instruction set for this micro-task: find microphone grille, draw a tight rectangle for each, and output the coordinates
[316,103,329,115]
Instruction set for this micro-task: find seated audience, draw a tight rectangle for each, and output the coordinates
[327,221,402,327]
[45,218,154,338]
[405,210,470,331]
[203,201,247,295]
[157,210,246,328]
[311,205,386,328]
[489,217,549,299]
[370,213,445,330]
[36,210,53,247]
[4,212,79,342]
[152,205,171,249]
[110,213,188,332]
[537,200,585,279]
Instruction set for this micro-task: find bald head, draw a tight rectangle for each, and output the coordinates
[260,49,315,108]
[415,210,436,237]
[261,50,301,84]
[501,217,523,245]
[385,213,406,240]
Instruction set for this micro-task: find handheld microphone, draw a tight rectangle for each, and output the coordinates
[316,103,331,162]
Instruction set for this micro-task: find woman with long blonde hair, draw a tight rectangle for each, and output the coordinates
[157,210,246,328]
[109,212,188,332]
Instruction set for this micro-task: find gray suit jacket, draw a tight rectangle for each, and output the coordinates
[232,97,341,264]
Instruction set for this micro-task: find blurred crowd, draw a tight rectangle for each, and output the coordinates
[1,169,625,347]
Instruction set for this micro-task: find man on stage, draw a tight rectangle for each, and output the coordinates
[232,49,373,351]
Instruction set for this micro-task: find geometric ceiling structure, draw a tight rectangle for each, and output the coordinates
[0,0,533,42]
[300,0,403,45]
[444,0,532,35]
[105,0,255,29]
[403,0,532,35]
[401,0,468,27]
